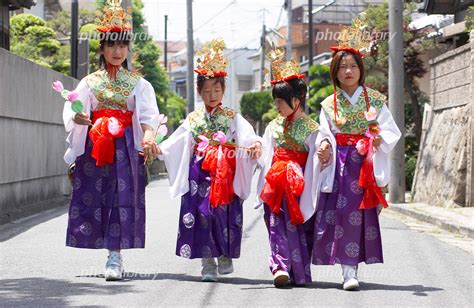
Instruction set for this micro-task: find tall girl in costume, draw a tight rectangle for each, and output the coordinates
[62,0,159,281]
[312,16,401,290]
[156,39,262,282]
[256,49,332,287]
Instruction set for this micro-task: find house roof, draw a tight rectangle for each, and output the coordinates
[422,0,471,15]
[8,0,36,10]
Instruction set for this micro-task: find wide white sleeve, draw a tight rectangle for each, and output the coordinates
[157,119,194,198]
[62,79,91,132]
[135,78,159,128]
[231,114,263,200]
[300,127,337,221]
[318,109,337,193]
[63,79,93,164]
[254,125,275,208]
[132,78,159,152]
[373,104,402,187]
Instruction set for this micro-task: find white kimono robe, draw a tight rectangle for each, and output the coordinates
[62,77,159,164]
[158,107,263,200]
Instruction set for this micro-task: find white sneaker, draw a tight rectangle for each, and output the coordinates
[341,264,359,290]
[105,251,124,281]
[273,270,289,287]
[217,256,233,275]
[343,278,360,290]
[201,258,218,282]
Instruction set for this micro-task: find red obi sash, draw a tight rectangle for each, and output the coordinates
[89,109,133,166]
[336,133,388,210]
[260,148,308,225]
[198,144,237,207]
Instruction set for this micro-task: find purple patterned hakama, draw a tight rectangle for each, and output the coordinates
[176,154,243,259]
[312,145,383,266]
[66,126,146,250]
[263,201,312,285]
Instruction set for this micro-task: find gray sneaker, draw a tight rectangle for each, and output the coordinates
[201,258,218,282]
[341,264,359,290]
[217,256,233,275]
[105,251,124,281]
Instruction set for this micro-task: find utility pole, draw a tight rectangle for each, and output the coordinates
[260,9,266,91]
[123,0,132,70]
[307,0,313,114]
[164,15,168,71]
[308,0,313,68]
[186,0,195,114]
[285,0,292,61]
[388,0,405,203]
[71,0,78,78]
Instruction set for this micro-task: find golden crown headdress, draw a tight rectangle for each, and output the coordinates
[194,39,228,77]
[331,13,371,57]
[266,48,304,86]
[95,0,132,33]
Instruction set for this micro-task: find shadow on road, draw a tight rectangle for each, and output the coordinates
[308,281,444,296]
[0,277,136,306]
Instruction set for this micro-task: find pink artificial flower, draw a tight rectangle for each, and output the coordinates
[67,90,79,102]
[157,124,168,136]
[356,138,369,155]
[364,106,377,121]
[366,123,381,139]
[156,114,169,125]
[212,131,227,144]
[52,80,64,92]
[197,135,210,152]
[107,117,121,136]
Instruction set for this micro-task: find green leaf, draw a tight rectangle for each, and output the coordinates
[71,100,84,113]
[155,134,165,144]
[61,89,69,100]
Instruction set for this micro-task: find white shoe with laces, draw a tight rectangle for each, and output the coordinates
[105,251,124,281]
[201,258,218,282]
[217,256,233,275]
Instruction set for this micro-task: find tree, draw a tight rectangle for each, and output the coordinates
[465,6,474,32]
[307,64,332,122]
[364,2,436,144]
[166,94,187,128]
[363,2,437,190]
[240,91,274,135]
[47,9,96,37]
[10,14,61,69]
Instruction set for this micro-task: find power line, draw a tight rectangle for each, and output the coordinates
[167,0,236,49]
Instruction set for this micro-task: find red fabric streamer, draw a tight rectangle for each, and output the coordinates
[336,133,388,210]
[260,148,308,225]
[200,144,237,207]
[89,110,133,167]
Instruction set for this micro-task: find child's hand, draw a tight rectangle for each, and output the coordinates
[317,140,331,164]
[73,112,92,126]
[141,130,158,161]
[247,141,262,160]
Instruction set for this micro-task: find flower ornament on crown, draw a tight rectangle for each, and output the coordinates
[95,0,133,33]
[330,13,372,58]
[265,48,305,86]
[194,39,229,77]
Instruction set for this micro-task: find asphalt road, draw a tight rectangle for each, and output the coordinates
[1,175,472,307]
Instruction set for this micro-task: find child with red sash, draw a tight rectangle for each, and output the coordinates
[156,39,263,282]
[62,0,159,281]
[256,49,332,287]
[313,15,401,290]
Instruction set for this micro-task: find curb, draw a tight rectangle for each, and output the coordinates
[389,203,474,239]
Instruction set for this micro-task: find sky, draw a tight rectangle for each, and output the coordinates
[142,0,287,49]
